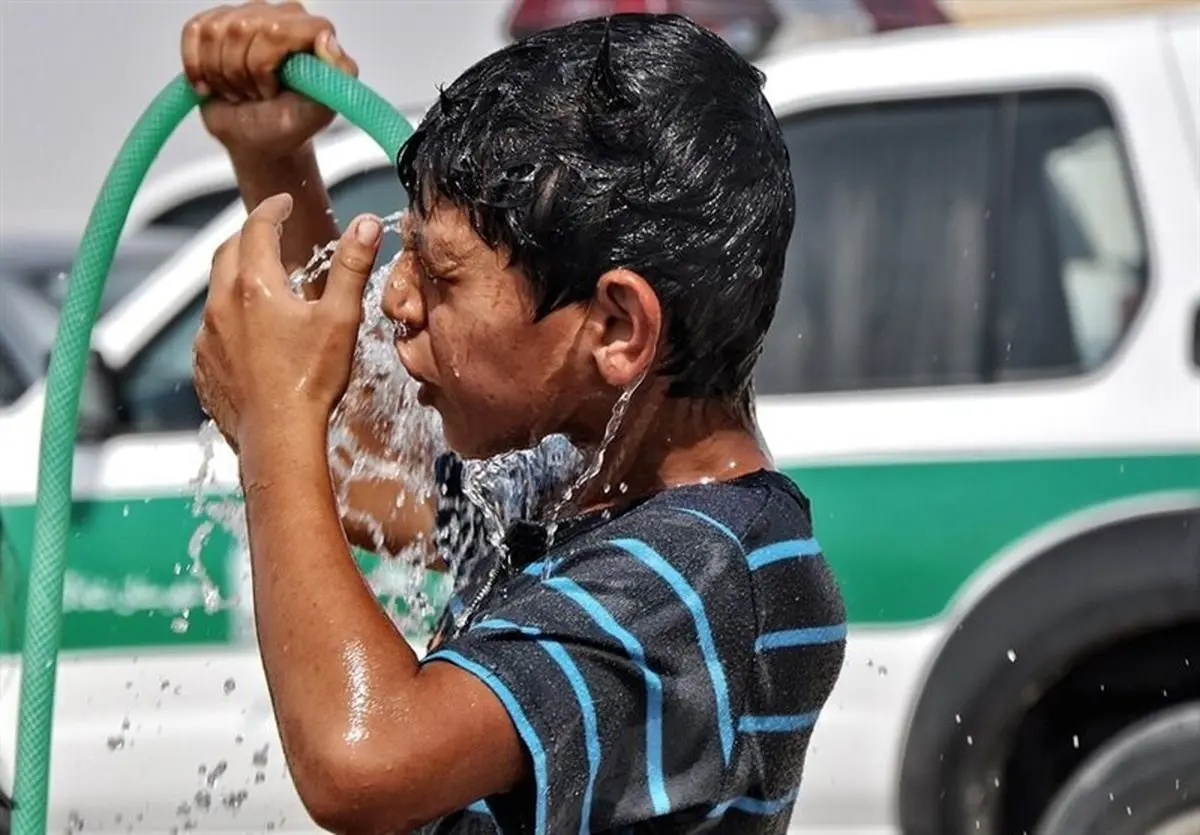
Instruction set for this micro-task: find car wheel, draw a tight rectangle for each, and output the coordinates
[1035,702,1200,835]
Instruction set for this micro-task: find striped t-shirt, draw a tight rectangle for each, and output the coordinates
[419,443,846,834]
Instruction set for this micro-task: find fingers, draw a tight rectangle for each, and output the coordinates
[182,6,231,97]
[198,7,240,101]
[239,193,295,290]
[321,215,381,320]
[245,26,283,100]
[182,1,337,102]
[209,232,241,299]
[219,15,255,102]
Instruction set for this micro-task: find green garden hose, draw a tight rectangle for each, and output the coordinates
[12,54,414,834]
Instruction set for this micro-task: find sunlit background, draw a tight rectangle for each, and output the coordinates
[1,1,1199,833]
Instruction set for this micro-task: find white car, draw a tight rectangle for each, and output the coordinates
[3,7,1200,834]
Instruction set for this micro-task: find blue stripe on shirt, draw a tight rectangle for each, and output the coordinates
[745,538,823,570]
[522,557,562,577]
[470,618,602,835]
[708,787,799,818]
[738,712,819,733]
[424,649,550,835]
[673,508,743,551]
[755,623,847,652]
[543,576,671,816]
[610,537,735,766]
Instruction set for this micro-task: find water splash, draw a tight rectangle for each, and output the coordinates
[186,212,641,635]
[191,215,448,636]
[185,420,238,618]
[543,372,646,558]
[288,211,405,295]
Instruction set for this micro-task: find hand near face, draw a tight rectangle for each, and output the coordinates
[193,193,382,452]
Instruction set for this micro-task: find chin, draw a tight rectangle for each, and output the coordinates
[442,420,535,462]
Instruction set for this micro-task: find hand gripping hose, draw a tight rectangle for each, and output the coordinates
[12,55,414,834]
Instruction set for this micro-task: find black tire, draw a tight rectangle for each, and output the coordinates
[1035,702,1200,835]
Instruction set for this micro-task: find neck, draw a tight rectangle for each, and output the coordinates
[570,384,772,513]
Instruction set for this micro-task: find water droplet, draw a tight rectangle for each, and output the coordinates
[122,504,130,517]
[171,615,190,634]
[252,744,270,767]
[194,789,212,811]
[223,678,237,695]
[877,665,888,677]
[1006,649,1017,662]
[106,735,126,751]
[206,760,228,788]
[966,735,974,745]
[223,789,249,810]
[955,713,962,724]
[1072,734,1080,748]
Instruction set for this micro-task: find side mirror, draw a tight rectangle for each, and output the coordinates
[76,351,121,443]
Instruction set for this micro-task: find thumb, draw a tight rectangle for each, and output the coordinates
[321,215,381,317]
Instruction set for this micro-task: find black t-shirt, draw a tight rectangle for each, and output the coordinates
[419,441,846,834]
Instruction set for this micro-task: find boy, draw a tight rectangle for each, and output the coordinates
[186,2,846,833]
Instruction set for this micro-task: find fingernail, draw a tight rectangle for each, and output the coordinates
[326,33,343,58]
[355,217,381,245]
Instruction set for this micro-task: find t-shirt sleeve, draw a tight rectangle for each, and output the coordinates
[422,512,757,834]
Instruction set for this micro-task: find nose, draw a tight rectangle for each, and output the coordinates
[382,253,427,336]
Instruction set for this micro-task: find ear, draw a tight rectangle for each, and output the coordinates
[589,268,662,388]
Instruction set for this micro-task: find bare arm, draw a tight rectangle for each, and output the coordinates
[212,209,524,831]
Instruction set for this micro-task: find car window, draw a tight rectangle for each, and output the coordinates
[997,91,1147,379]
[147,188,240,231]
[116,293,207,434]
[26,249,182,317]
[757,89,1147,396]
[115,168,408,435]
[0,344,23,408]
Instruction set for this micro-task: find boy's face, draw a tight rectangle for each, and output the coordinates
[383,204,592,459]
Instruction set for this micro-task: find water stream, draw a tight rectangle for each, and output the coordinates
[187,213,637,636]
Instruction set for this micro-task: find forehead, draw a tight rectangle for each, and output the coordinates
[403,203,489,266]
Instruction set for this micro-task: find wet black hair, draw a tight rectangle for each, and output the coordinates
[396,13,795,399]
